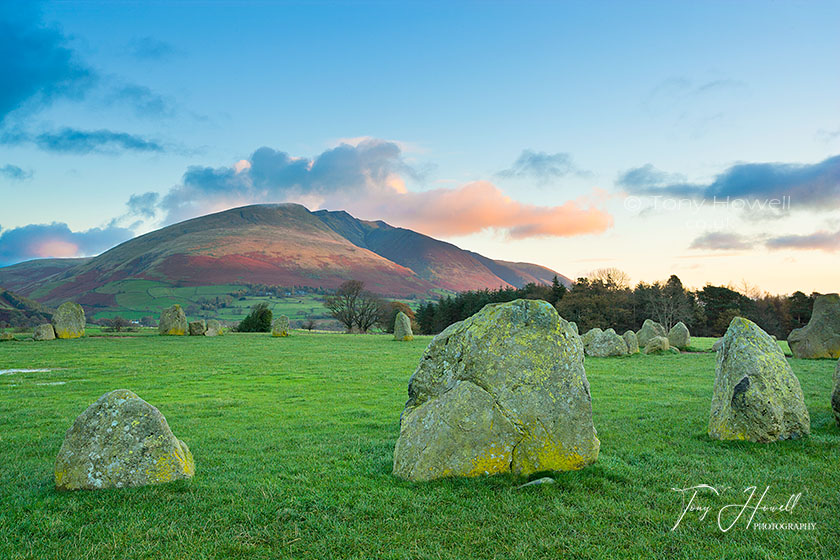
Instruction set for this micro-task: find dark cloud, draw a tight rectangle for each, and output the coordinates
[23,128,163,154]
[497,150,585,182]
[766,229,840,252]
[0,8,95,124]
[689,231,755,251]
[0,164,32,181]
[124,36,176,60]
[126,192,160,218]
[0,222,134,266]
[619,155,840,212]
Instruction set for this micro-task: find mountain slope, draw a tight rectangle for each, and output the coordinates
[0,204,569,304]
[0,287,54,325]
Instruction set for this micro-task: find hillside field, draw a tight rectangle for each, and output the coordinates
[0,334,837,559]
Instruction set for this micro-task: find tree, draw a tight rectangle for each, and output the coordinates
[587,267,631,289]
[237,302,273,332]
[302,319,317,332]
[324,280,385,333]
[549,275,567,305]
[102,316,131,332]
[380,301,416,333]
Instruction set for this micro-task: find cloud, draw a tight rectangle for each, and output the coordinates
[766,229,840,252]
[126,192,160,219]
[124,36,176,60]
[105,84,174,118]
[155,139,612,238]
[497,150,586,182]
[689,231,755,251]
[618,155,840,212]
[0,164,32,181]
[0,7,95,124]
[1,127,164,154]
[0,222,134,266]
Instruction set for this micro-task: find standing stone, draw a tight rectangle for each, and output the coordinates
[623,330,639,354]
[584,328,629,357]
[788,294,840,359]
[393,299,599,482]
[581,327,603,348]
[394,311,414,341]
[33,324,56,341]
[832,359,840,427]
[272,315,290,337]
[709,317,809,442]
[53,302,86,339]
[644,336,676,355]
[54,390,195,490]
[158,305,187,336]
[668,321,691,349]
[188,320,207,336]
[637,319,666,347]
[205,319,223,337]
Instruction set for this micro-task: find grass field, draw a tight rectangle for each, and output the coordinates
[0,334,837,559]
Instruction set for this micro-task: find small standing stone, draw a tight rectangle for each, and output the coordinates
[637,319,666,347]
[272,315,290,337]
[33,324,56,341]
[54,389,195,490]
[53,302,86,339]
[205,319,223,337]
[394,311,414,341]
[159,305,188,336]
[668,321,691,349]
[189,320,207,336]
[623,330,639,354]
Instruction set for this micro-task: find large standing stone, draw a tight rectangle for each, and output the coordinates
[788,294,840,359]
[205,319,223,337]
[272,315,290,337]
[158,305,187,336]
[188,320,207,336]
[709,317,810,442]
[393,299,599,482]
[53,302,86,339]
[637,319,666,347]
[33,324,56,341]
[833,359,840,427]
[623,330,639,354]
[55,390,195,490]
[583,328,629,357]
[394,311,414,341]
[668,321,691,349]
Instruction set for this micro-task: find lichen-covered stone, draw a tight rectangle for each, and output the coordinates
[53,302,85,339]
[33,323,56,341]
[788,294,840,359]
[569,322,579,335]
[709,317,810,443]
[158,305,187,336]
[0,332,14,342]
[623,330,639,354]
[637,319,666,347]
[643,336,674,355]
[712,337,724,352]
[272,315,290,337]
[581,327,602,348]
[205,319,222,337]
[668,321,691,349]
[188,320,206,336]
[55,390,195,490]
[394,311,414,341]
[584,328,629,357]
[393,299,599,481]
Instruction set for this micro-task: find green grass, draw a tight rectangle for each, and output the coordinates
[0,334,837,559]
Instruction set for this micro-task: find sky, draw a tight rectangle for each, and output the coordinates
[0,0,838,294]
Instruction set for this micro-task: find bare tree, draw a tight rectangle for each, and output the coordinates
[324,280,385,333]
[587,267,631,289]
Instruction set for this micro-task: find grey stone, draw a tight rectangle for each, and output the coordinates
[205,319,223,337]
[788,294,840,359]
[53,302,85,339]
[188,320,206,336]
[394,311,413,341]
[55,389,195,490]
[622,330,639,354]
[272,315,290,337]
[668,321,691,349]
[709,317,810,442]
[33,324,56,341]
[159,305,187,336]
[637,319,666,347]
[393,299,599,481]
[584,328,629,357]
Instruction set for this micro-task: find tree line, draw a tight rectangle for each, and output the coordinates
[414,270,817,339]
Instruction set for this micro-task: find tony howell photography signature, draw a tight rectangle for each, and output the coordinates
[670,484,815,532]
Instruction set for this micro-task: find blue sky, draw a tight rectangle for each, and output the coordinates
[1,1,839,293]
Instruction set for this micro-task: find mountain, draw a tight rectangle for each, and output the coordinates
[0,204,570,307]
[0,286,54,326]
